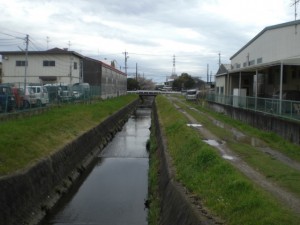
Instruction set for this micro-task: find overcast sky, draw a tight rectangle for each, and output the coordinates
[0,0,296,83]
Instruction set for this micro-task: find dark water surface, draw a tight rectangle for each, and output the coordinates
[42,108,151,225]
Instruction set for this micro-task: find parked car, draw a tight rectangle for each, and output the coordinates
[186,89,198,101]
[57,85,73,102]
[72,83,90,99]
[11,87,24,109]
[21,87,38,108]
[28,85,49,106]
[0,84,16,112]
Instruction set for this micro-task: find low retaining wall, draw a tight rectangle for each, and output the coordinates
[0,99,139,225]
[152,102,218,225]
[207,101,300,145]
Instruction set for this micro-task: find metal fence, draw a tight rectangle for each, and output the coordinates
[0,85,103,114]
[206,93,300,121]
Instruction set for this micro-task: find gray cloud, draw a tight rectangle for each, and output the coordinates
[0,0,291,83]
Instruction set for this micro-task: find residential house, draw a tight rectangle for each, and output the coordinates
[215,63,231,95]
[0,48,127,99]
[0,48,84,86]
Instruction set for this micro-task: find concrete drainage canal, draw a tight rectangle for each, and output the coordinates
[40,108,151,225]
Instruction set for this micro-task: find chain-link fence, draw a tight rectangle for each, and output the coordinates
[0,83,106,114]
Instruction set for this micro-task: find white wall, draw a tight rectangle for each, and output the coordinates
[231,25,300,69]
[1,54,81,85]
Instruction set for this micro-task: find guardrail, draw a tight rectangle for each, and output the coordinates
[206,93,300,121]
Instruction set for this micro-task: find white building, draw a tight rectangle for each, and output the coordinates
[0,48,84,86]
[0,48,127,99]
[216,20,300,99]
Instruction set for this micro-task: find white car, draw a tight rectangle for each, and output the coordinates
[28,86,49,106]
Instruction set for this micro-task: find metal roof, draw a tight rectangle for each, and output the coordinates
[230,20,300,60]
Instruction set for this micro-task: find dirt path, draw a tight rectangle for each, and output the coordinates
[171,99,300,214]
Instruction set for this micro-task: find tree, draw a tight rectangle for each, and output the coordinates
[137,76,155,90]
[172,73,195,90]
[127,78,140,90]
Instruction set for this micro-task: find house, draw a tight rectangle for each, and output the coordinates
[216,20,300,99]
[215,64,231,95]
[0,48,84,86]
[0,48,127,99]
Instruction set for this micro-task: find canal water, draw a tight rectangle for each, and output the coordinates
[41,108,151,225]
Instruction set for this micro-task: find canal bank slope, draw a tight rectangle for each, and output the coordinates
[152,95,300,225]
[152,102,221,225]
[0,99,139,225]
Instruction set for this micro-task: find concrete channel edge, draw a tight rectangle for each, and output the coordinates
[152,101,222,225]
[0,99,139,225]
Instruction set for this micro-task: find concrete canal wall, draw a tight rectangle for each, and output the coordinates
[152,102,218,225]
[207,101,300,145]
[0,99,139,225]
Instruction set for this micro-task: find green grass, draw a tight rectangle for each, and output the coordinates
[156,95,300,225]
[147,123,161,225]
[0,95,138,176]
[174,98,300,198]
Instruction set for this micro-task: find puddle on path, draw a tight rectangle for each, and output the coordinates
[222,155,235,160]
[203,139,220,146]
[187,123,202,127]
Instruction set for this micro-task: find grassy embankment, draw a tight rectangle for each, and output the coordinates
[174,97,300,199]
[0,95,138,176]
[147,123,160,225]
[156,95,300,225]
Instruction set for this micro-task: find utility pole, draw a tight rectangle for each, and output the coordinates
[218,52,221,67]
[136,63,138,80]
[46,36,50,50]
[123,51,129,75]
[172,55,176,76]
[291,0,299,33]
[207,64,209,83]
[292,0,299,20]
[24,34,29,92]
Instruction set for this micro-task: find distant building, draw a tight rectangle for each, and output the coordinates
[215,20,300,98]
[0,48,127,99]
[0,48,84,85]
[82,57,127,98]
[215,64,231,95]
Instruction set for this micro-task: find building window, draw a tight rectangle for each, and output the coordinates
[74,62,77,70]
[235,63,241,69]
[43,60,55,66]
[16,60,26,66]
[257,57,263,64]
[243,62,247,67]
[249,60,255,66]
